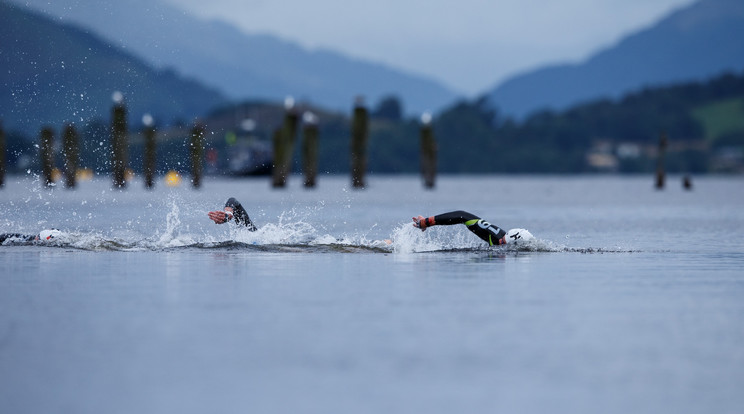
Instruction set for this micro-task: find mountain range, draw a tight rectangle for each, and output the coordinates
[13,0,459,116]
[3,0,744,137]
[0,1,226,133]
[487,0,744,119]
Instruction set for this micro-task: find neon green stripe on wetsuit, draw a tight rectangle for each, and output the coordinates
[433,210,507,246]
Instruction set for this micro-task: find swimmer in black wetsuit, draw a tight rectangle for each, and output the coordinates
[207,197,257,231]
[0,233,35,243]
[412,210,533,245]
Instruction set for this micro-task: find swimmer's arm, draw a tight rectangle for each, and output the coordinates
[225,198,257,231]
[412,210,480,230]
[208,198,257,231]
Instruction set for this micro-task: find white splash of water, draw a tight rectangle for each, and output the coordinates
[388,222,560,253]
[230,207,318,245]
[154,200,196,248]
[390,222,451,253]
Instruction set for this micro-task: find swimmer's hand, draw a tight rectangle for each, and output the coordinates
[208,209,234,224]
[412,215,428,231]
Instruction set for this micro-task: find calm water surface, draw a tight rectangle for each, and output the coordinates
[1,174,743,414]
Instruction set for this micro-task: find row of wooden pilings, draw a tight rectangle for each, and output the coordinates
[0,99,439,190]
[272,109,322,189]
[271,100,438,189]
[0,115,691,192]
[0,102,207,190]
[271,100,372,189]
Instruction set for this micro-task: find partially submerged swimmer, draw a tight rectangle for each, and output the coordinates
[207,197,258,230]
[0,229,64,244]
[412,210,533,245]
[207,202,526,248]
[208,197,393,245]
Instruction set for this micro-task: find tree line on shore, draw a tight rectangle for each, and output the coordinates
[3,70,743,177]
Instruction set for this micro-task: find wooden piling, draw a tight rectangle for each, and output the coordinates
[40,127,54,187]
[683,175,693,191]
[0,121,5,189]
[420,114,437,189]
[655,132,667,190]
[271,127,285,187]
[271,107,299,188]
[350,98,369,189]
[111,102,128,189]
[62,124,79,189]
[302,112,319,188]
[190,122,205,189]
[143,123,157,189]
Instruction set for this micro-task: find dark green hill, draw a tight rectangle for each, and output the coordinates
[194,70,744,177]
[438,70,744,173]
[0,1,226,134]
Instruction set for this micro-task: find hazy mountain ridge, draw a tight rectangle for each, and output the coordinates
[487,0,744,119]
[12,0,459,115]
[0,1,226,133]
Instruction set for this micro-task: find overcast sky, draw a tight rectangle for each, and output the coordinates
[162,0,696,95]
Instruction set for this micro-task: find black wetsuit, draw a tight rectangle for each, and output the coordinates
[225,197,257,231]
[429,210,507,246]
[0,233,35,244]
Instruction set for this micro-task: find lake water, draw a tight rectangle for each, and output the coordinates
[1,174,743,414]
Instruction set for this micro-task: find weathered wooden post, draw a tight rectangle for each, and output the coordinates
[420,113,437,189]
[143,114,157,189]
[655,132,667,190]
[272,98,299,188]
[0,121,5,189]
[40,127,54,187]
[271,127,286,187]
[62,123,79,189]
[350,97,369,189]
[111,93,128,189]
[190,122,205,189]
[682,175,693,191]
[302,111,319,188]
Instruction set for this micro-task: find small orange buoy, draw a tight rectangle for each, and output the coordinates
[51,168,62,183]
[165,170,182,187]
[76,168,94,181]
